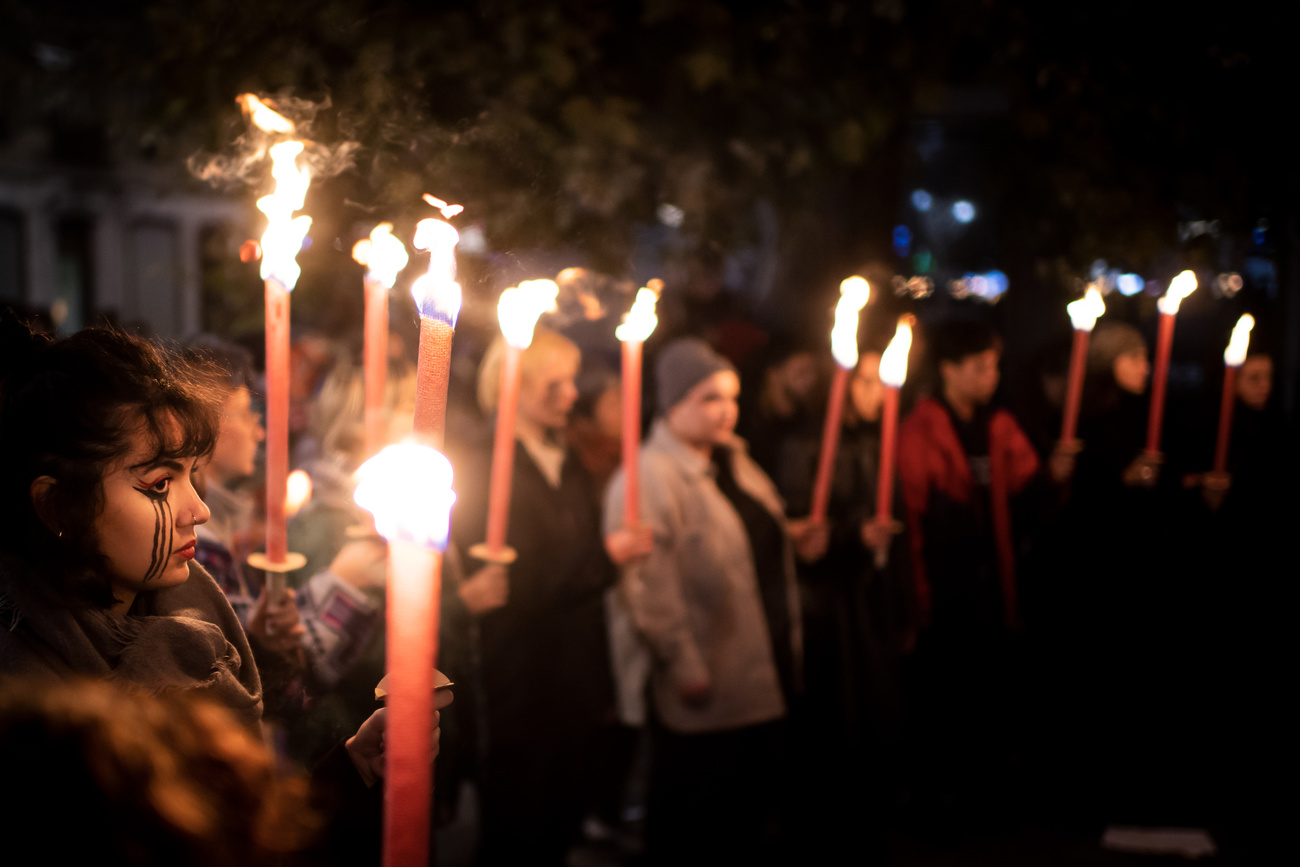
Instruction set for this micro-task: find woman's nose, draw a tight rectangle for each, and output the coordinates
[183,487,212,526]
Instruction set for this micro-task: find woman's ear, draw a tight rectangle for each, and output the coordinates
[29,476,60,535]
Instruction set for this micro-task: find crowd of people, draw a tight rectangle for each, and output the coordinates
[0,271,1289,865]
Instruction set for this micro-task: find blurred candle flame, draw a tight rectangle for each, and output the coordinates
[256,140,312,291]
[1067,286,1106,332]
[422,193,465,219]
[285,469,313,518]
[411,218,461,326]
[237,94,295,135]
[498,279,559,349]
[615,286,660,342]
[352,223,409,289]
[830,276,871,369]
[354,442,456,550]
[879,317,914,388]
[1157,269,1198,315]
[1223,314,1255,366]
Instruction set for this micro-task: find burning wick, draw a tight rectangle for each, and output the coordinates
[422,193,465,219]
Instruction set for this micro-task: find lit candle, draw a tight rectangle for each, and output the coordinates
[875,318,913,527]
[1060,286,1106,443]
[809,276,870,523]
[352,224,409,458]
[1146,269,1197,455]
[354,442,456,867]
[1214,314,1254,474]
[410,210,462,448]
[285,469,313,519]
[614,286,660,527]
[477,280,558,559]
[239,94,311,595]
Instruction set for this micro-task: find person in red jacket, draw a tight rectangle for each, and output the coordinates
[896,316,1041,838]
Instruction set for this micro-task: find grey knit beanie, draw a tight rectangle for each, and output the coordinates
[656,338,736,412]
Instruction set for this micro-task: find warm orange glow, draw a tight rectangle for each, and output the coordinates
[422,193,465,219]
[1223,314,1255,366]
[879,317,913,388]
[498,279,559,349]
[831,276,871,369]
[1067,286,1106,332]
[237,94,295,134]
[411,218,461,325]
[257,140,312,291]
[354,442,456,549]
[1157,269,1198,315]
[285,469,313,518]
[352,223,409,289]
[615,286,659,342]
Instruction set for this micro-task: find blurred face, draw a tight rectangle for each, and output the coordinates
[517,346,580,433]
[850,353,884,422]
[1236,356,1273,410]
[666,370,740,450]
[95,420,211,606]
[1113,348,1150,395]
[208,387,264,484]
[941,348,1001,406]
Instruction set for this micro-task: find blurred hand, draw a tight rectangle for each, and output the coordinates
[346,686,455,788]
[458,564,509,615]
[788,517,830,563]
[1122,451,1162,488]
[604,525,655,566]
[860,520,894,557]
[249,587,306,657]
[1200,470,1231,511]
[1049,439,1082,484]
[678,674,712,707]
[329,538,389,590]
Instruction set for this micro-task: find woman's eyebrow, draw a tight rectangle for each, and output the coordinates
[129,458,184,473]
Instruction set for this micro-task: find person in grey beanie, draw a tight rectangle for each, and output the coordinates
[603,337,827,864]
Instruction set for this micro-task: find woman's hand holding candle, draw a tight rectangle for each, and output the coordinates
[346,686,456,788]
[457,564,509,615]
[604,525,654,566]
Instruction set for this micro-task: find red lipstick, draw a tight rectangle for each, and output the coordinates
[176,539,197,561]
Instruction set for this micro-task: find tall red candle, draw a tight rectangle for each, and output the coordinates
[479,280,559,556]
[364,276,388,456]
[410,216,462,450]
[875,319,914,523]
[876,385,900,522]
[810,366,849,523]
[621,339,643,527]
[353,444,455,867]
[1213,366,1237,474]
[1060,287,1105,443]
[1214,314,1255,473]
[1146,270,1198,455]
[264,282,290,564]
[615,286,659,528]
[811,276,871,522]
[354,224,408,458]
[485,345,522,552]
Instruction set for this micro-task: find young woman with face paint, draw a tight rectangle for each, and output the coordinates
[0,315,449,792]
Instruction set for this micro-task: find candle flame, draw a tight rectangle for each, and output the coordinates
[830,276,871,369]
[422,193,465,219]
[257,141,312,291]
[237,94,295,134]
[410,218,461,325]
[1157,269,1198,315]
[351,223,409,289]
[1067,286,1106,332]
[1223,313,1255,366]
[354,442,456,550]
[498,279,559,349]
[285,469,313,518]
[615,286,660,342]
[879,317,913,388]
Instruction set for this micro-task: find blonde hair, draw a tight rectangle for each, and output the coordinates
[476,327,580,413]
[311,355,417,461]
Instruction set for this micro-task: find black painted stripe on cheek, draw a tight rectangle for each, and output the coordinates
[145,498,162,582]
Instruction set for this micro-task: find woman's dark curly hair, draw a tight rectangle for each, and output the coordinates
[0,311,223,607]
